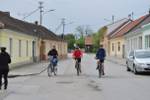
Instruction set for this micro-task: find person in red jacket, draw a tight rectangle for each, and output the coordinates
[72,46,83,72]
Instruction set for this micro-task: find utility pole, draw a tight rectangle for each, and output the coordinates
[112,15,115,23]
[62,18,65,39]
[131,12,134,20]
[39,1,44,25]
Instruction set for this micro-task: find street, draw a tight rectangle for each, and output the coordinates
[0,54,150,100]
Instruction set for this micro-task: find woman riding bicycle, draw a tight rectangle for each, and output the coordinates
[72,46,83,73]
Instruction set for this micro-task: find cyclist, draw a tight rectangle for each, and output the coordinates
[72,46,83,73]
[96,45,106,75]
[48,45,58,67]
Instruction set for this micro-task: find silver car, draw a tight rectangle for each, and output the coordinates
[126,50,150,74]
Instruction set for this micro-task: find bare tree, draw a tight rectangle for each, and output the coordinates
[76,25,93,38]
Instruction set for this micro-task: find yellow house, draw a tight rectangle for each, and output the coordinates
[109,16,144,58]
[109,37,125,58]
[100,18,129,56]
[0,29,39,67]
[0,11,67,68]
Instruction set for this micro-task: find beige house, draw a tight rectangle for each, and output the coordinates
[0,11,67,68]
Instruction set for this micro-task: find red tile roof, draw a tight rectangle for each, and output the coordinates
[111,15,148,38]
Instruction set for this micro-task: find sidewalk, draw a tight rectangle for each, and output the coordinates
[9,61,49,76]
[106,56,126,66]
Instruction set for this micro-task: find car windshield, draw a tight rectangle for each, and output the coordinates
[135,51,150,58]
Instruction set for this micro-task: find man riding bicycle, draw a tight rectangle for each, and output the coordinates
[96,45,106,75]
[72,46,83,73]
[48,45,58,67]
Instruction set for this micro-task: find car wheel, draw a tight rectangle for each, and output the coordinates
[133,65,138,74]
[126,63,130,71]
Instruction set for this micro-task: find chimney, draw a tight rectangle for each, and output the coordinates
[128,14,131,20]
[35,21,38,25]
[5,12,10,16]
[0,11,10,16]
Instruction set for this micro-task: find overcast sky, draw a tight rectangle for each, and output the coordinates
[0,0,150,35]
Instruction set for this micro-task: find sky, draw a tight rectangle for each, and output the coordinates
[0,0,150,35]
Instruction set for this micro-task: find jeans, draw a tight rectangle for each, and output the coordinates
[0,71,8,89]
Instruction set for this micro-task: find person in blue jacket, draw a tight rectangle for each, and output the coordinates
[96,45,106,75]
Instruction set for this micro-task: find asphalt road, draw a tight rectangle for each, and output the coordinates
[0,54,150,100]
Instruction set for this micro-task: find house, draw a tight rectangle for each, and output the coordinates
[108,15,148,58]
[0,11,67,68]
[124,13,150,56]
[142,23,150,49]
[85,36,93,52]
[100,18,129,56]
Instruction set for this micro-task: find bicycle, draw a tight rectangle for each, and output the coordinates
[47,57,57,77]
[97,61,104,78]
[75,59,81,76]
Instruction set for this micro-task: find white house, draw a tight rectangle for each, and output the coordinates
[125,14,150,57]
[142,23,150,49]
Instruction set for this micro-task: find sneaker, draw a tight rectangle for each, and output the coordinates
[96,66,99,70]
[4,86,7,90]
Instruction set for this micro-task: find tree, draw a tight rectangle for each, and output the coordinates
[76,25,85,38]
[75,25,93,49]
[64,34,76,50]
[92,26,107,52]
[75,36,85,48]
[75,25,93,38]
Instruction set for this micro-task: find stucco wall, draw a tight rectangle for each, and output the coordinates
[0,29,39,68]
[109,37,125,58]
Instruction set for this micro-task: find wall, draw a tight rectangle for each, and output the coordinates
[109,37,125,58]
[0,29,39,68]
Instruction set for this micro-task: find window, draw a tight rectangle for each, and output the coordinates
[118,42,120,52]
[26,41,28,56]
[9,38,12,56]
[129,51,134,57]
[112,43,114,51]
[19,40,21,57]
[145,35,150,49]
[139,36,142,49]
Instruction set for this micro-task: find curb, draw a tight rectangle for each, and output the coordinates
[106,59,126,66]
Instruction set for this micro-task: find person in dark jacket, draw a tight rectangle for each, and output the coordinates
[48,45,58,58]
[48,46,58,66]
[0,47,11,90]
[96,45,106,74]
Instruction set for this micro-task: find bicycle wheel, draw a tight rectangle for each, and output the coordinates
[47,64,52,77]
[98,64,102,78]
[53,66,57,76]
[76,63,80,76]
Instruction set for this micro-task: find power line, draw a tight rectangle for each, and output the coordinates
[55,23,63,33]
[22,8,39,20]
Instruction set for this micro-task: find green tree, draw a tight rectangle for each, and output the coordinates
[75,37,85,48]
[64,34,76,50]
[92,26,107,52]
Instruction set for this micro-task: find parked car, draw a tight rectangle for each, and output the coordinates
[126,49,150,74]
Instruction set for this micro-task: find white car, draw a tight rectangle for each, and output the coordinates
[126,50,150,74]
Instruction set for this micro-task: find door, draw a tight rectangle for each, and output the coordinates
[122,45,125,58]
[32,41,36,62]
[40,41,46,60]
